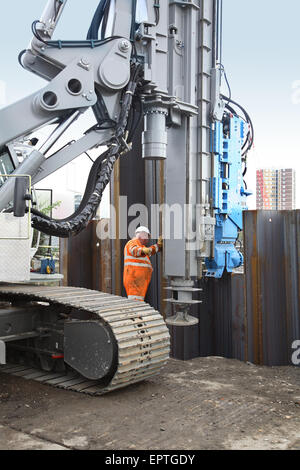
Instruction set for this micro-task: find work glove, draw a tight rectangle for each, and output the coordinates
[157,236,163,249]
[142,247,152,256]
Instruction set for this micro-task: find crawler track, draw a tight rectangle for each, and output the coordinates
[0,285,170,395]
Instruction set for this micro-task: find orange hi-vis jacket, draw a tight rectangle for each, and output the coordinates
[123,238,161,301]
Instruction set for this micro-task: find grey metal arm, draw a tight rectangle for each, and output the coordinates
[0,0,134,211]
[32,127,114,185]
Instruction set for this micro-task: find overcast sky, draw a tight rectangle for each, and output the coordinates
[0,0,299,208]
[222,0,300,208]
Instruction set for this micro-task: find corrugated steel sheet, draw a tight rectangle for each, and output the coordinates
[170,210,299,366]
[169,272,245,361]
[59,211,299,367]
[59,220,112,293]
[244,210,300,366]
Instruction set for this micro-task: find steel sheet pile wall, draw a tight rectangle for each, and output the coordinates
[60,220,112,293]
[169,211,299,365]
[244,210,300,366]
[168,273,245,361]
[59,211,299,367]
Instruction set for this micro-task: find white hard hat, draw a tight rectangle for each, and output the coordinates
[135,226,151,236]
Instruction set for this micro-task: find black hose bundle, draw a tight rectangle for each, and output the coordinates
[87,0,107,40]
[221,94,254,156]
[31,0,122,49]
[30,1,144,238]
[221,94,254,177]
[31,64,143,238]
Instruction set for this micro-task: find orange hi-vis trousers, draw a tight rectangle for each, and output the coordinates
[123,238,161,301]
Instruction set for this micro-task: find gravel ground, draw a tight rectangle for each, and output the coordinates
[0,357,299,450]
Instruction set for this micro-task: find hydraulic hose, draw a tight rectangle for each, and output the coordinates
[31,65,143,238]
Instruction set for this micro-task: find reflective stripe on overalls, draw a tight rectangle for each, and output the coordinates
[123,238,154,301]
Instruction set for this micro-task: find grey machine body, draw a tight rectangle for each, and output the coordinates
[0,0,226,326]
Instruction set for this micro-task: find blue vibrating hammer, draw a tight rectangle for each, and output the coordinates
[206,114,252,278]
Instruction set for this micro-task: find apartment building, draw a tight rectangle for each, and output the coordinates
[256,168,296,210]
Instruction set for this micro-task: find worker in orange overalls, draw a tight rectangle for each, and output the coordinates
[123,226,163,302]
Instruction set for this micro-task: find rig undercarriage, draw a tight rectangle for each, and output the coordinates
[0,285,170,395]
